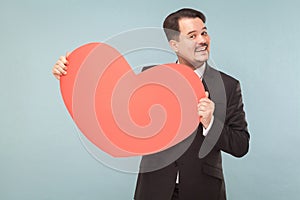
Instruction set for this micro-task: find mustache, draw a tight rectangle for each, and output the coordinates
[197,43,208,47]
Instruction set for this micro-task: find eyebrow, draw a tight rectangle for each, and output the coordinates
[187,27,207,35]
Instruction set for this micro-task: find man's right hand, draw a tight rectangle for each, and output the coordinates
[52,52,70,80]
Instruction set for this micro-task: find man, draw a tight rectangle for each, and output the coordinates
[52,8,250,200]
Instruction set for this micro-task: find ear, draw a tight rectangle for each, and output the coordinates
[169,39,179,52]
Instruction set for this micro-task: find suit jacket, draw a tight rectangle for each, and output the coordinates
[134,64,250,200]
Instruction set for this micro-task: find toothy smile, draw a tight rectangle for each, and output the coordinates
[195,46,207,52]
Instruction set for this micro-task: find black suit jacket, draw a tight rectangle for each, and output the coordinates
[134,64,250,200]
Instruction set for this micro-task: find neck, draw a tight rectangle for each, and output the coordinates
[178,57,205,70]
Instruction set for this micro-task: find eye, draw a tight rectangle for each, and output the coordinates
[189,34,197,39]
[201,31,208,36]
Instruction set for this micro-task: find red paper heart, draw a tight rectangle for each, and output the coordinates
[60,42,205,157]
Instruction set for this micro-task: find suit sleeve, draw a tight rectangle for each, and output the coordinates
[215,81,250,157]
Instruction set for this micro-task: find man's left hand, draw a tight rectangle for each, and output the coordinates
[198,92,215,128]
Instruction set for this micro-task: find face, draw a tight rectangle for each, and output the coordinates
[170,17,210,69]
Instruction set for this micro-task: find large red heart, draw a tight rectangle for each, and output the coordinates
[60,42,205,157]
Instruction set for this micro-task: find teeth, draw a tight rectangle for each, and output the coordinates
[195,46,206,52]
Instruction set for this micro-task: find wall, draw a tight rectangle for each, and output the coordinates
[1,0,299,199]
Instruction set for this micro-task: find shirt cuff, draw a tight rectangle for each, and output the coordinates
[202,115,214,136]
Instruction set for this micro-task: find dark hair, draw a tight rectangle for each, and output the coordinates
[163,8,206,41]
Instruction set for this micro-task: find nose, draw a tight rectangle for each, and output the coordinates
[196,34,206,44]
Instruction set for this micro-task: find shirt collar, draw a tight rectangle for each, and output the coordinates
[176,61,206,79]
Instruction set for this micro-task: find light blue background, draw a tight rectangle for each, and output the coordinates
[1,0,300,199]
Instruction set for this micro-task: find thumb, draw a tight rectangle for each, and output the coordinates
[205,91,209,98]
[66,52,71,58]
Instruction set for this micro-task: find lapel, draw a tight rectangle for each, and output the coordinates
[203,63,226,106]
[199,63,227,158]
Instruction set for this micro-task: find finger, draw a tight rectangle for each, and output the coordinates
[59,55,68,65]
[56,60,66,69]
[66,52,71,58]
[57,60,67,69]
[58,67,67,75]
[52,68,63,76]
[198,101,214,111]
[65,52,71,65]
[198,101,209,108]
[198,110,207,117]
[54,66,67,75]
[198,109,203,116]
[198,102,209,108]
[199,98,211,104]
[205,91,209,98]
[198,107,207,113]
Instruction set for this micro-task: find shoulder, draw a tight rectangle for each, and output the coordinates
[141,65,156,72]
[208,65,240,87]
